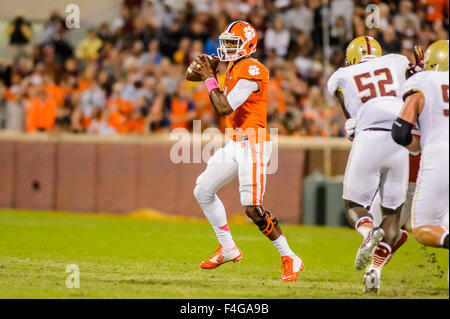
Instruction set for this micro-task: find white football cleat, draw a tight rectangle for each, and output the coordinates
[355,227,384,270]
[363,269,381,294]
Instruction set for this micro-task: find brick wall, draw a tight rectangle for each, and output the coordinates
[0,135,350,224]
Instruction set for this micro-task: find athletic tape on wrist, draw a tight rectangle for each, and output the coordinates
[205,77,219,93]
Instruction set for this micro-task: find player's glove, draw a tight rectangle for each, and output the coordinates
[344,117,357,141]
[406,45,424,79]
[413,45,425,69]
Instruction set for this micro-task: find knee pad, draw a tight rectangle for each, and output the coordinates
[194,184,215,205]
[247,206,279,236]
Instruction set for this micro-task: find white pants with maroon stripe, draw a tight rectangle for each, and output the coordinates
[343,130,409,210]
[196,140,272,206]
[370,182,416,227]
[410,144,449,229]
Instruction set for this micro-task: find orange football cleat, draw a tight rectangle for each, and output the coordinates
[280,255,304,282]
[200,244,242,269]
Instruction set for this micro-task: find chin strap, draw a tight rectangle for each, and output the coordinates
[361,55,377,62]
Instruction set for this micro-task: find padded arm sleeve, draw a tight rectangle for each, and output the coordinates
[392,117,414,146]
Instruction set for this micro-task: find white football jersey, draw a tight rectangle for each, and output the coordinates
[327,54,410,134]
[403,70,449,149]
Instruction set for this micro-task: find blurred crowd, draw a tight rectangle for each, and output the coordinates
[0,0,448,137]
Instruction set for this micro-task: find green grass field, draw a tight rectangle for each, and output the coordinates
[0,209,448,299]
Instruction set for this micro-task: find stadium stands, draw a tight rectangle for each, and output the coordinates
[1,0,447,137]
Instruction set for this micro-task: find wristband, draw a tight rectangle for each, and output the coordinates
[205,77,219,93]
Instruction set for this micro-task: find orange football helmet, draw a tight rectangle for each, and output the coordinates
[217,21,257,62]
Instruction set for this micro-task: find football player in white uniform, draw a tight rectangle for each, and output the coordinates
[391,40,449,257]
[327,36,423,293]
[345,119,422,234]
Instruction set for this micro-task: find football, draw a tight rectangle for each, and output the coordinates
[185,54,220,82]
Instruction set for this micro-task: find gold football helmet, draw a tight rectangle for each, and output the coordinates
[345,36,382,66]
[423,40,449,71]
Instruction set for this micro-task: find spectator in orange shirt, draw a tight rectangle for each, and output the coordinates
[77,64,96,92]
[278,90,301,135]
[43,73,64,107]
[420,0,448,22]
[107,82,135,115]
[25,87,57,132]
[107,107,129,133]
[105,83,134,133]
[193,83,216,130]
[269,67,287,115]
[126,107,146,133]
[169,81,196,130]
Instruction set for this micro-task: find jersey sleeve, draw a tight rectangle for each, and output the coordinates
[387,54,411,79]
[385,53,410,69]
[327,68,342,96]
[392,54,410,68]
[234,60,269,82]
[402,72,425,101]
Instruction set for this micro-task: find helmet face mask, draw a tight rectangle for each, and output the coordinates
[217,21,257,62]
[217,34,245,61]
